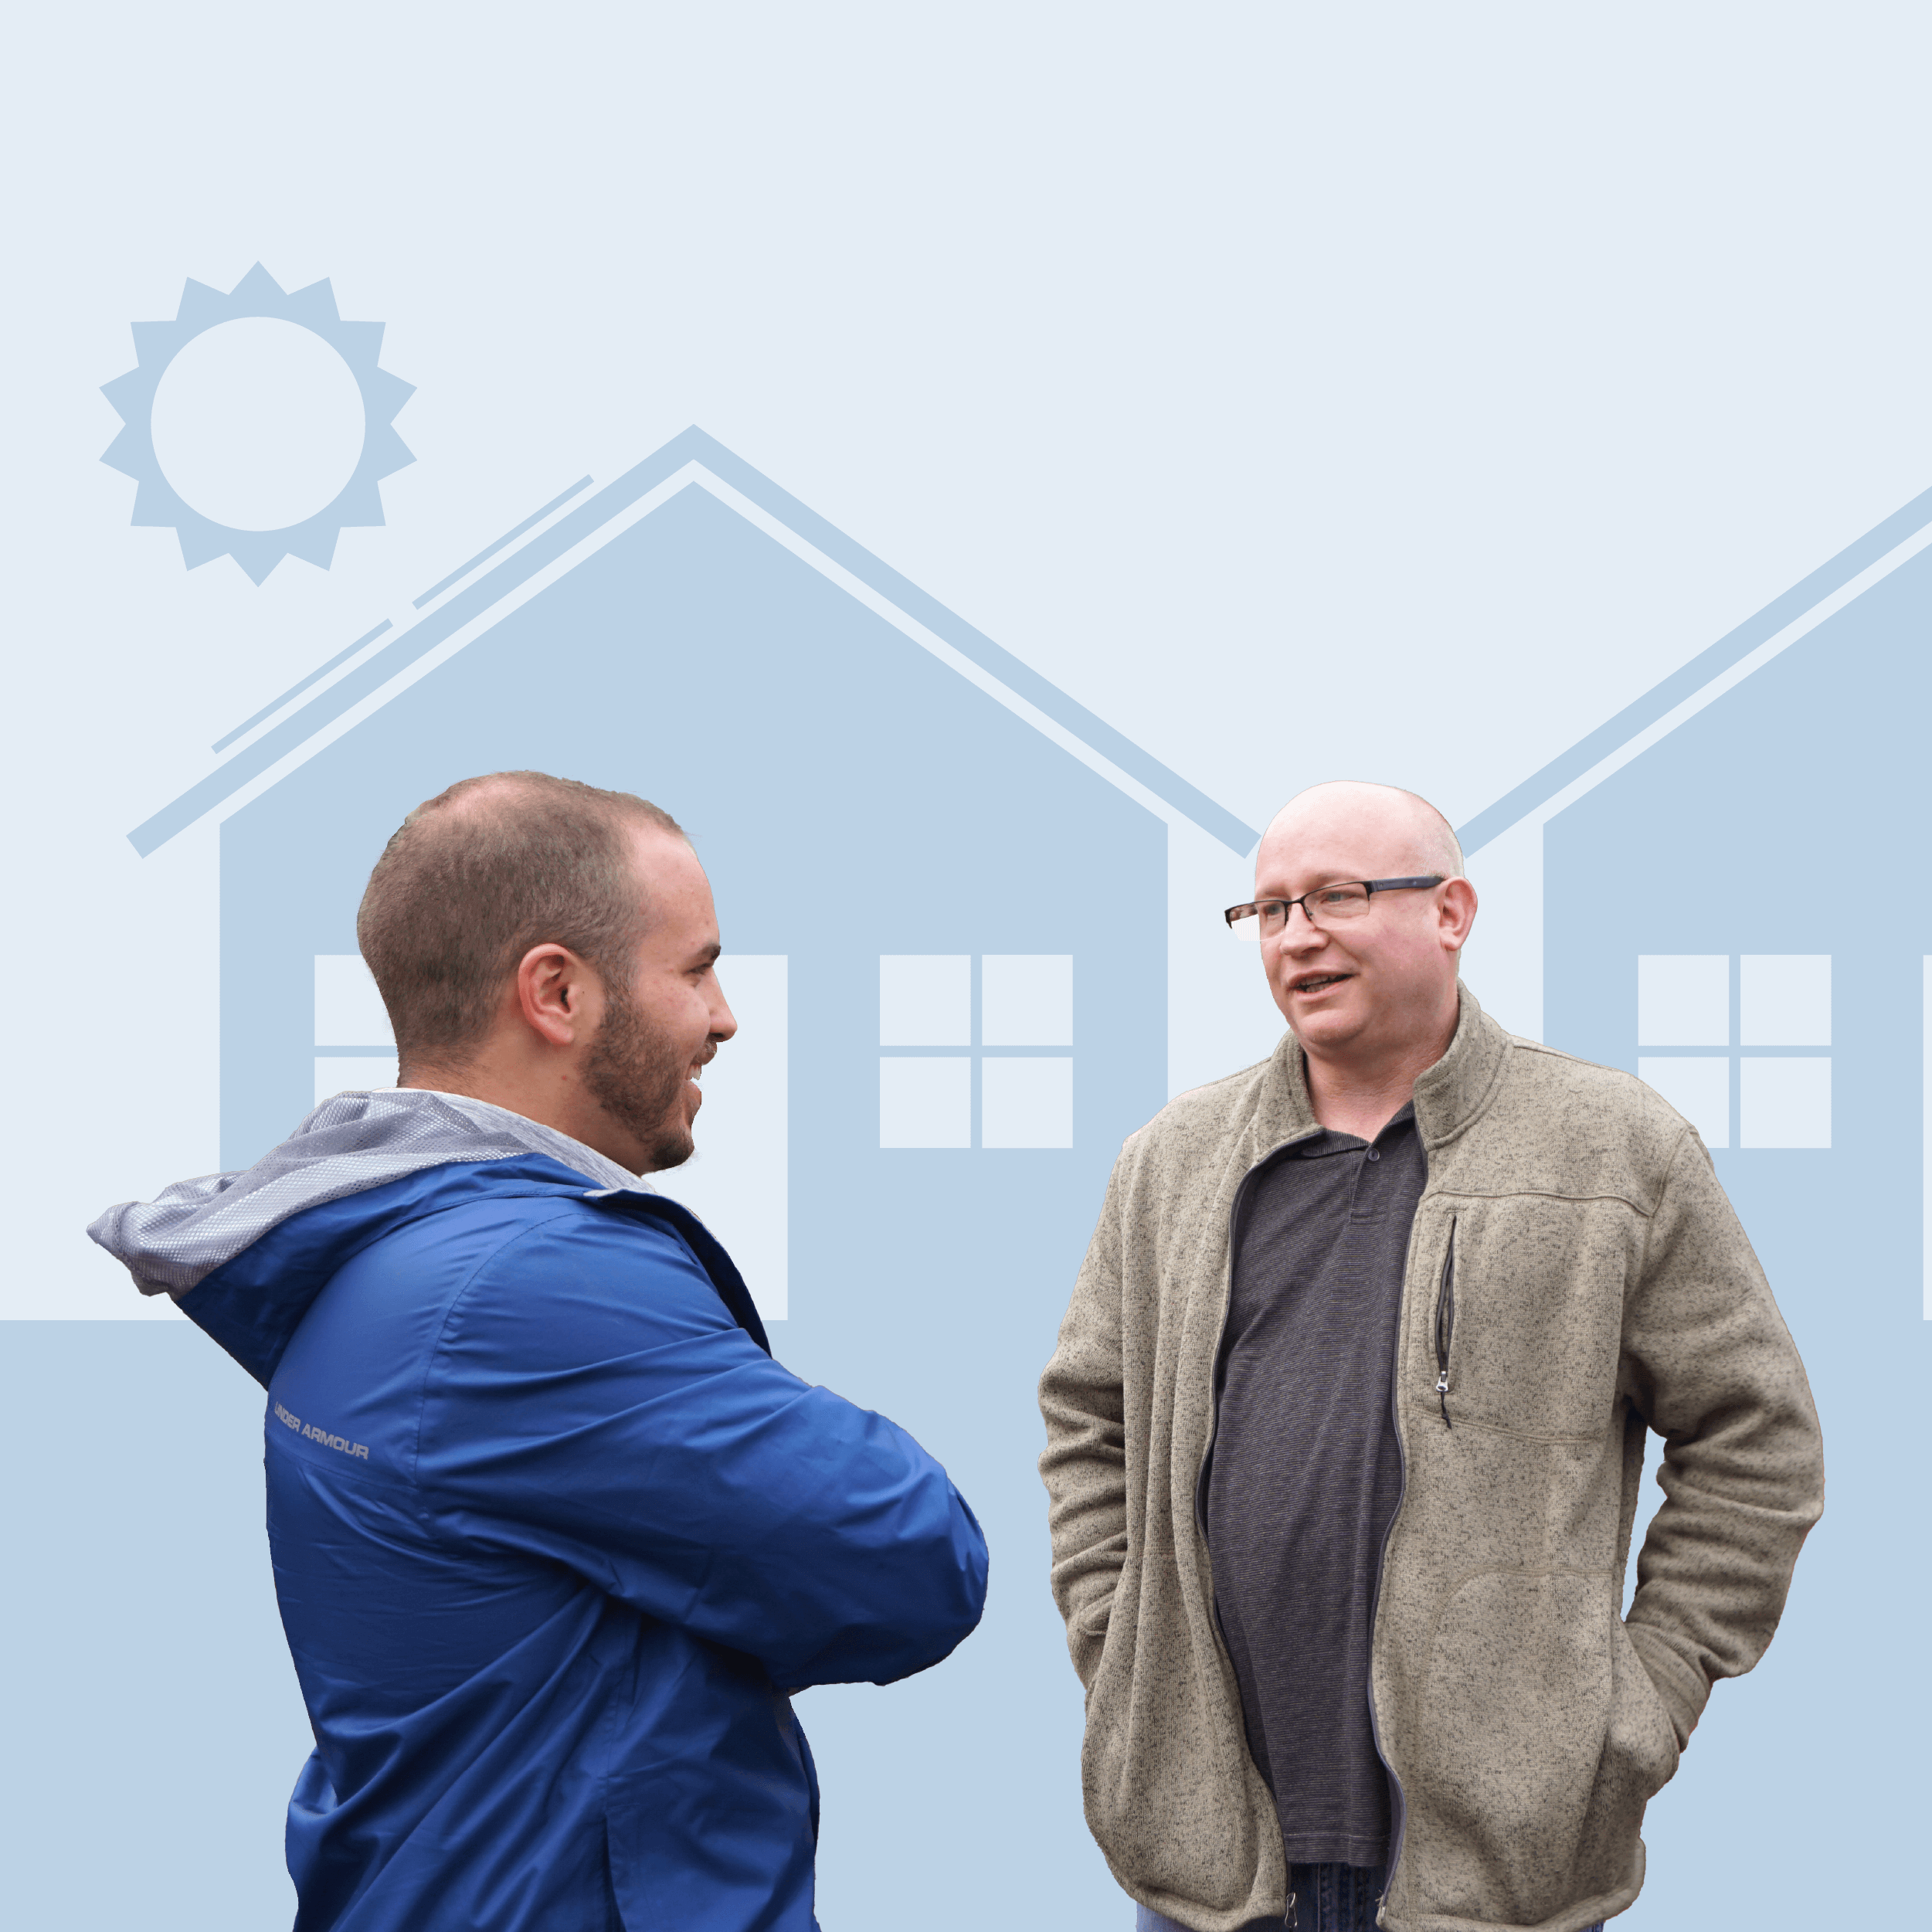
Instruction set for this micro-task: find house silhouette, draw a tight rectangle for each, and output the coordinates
[131,426,1259,1925]
[121,432,1932,1927]
[1452,484,1932,1918]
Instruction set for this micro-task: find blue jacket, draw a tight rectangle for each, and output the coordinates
[90,1095,989,1931]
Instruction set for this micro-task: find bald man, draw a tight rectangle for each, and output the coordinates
[1038,781,1822,1932]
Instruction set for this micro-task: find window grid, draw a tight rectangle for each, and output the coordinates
[878,953,1072,1150]
[1636,953,1830,1150]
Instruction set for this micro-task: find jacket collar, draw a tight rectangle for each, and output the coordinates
[1248,979,1508,1160]
[1410,982,1509,1149]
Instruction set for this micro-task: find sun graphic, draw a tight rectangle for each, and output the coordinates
[101,263,415,585]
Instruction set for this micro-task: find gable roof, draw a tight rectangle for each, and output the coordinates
[131,427,1260,858]
[1455,480,1932,857]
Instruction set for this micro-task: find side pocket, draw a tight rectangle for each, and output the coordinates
[1433,1218,1457,1428]
[1604,1618,1680,1797]
[1081,1551,1269,1917]
[1411,1569,1613,1924]
[1557,1619,1683,1904]
[1071,1592,1113,1696]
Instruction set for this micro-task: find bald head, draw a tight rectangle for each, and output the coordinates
[1247,780,1479,1111]
[1259,781,1464,884]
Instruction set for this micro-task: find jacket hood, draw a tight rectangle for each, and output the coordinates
[86,1089,759,1387]
[90,1088,643,1299]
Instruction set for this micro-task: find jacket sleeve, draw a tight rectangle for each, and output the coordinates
[1619,1129,1825,1747]
[414,1206,988,1690]
[1037,1152,1132,1690]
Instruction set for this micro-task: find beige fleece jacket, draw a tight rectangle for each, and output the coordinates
[1037,989,1823,1932]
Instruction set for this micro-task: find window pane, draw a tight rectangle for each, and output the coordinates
[879,956,971,1046]
[879,1057,971,1148]
[650,956,789,1322]
[1740,1058,1831,1149]
[982,955,1073,1046]
[1740,955,1831,1046]
[982,1058,1073,1149]
[314,953,393,1047]
[1637,956,1729,1047]
[1638,1056,1729,1148]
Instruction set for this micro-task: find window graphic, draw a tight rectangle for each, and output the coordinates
[879,954,1073,1149]
[314,954,397,1105]
[1635,954,1830,1149]
[651,956,789,1323]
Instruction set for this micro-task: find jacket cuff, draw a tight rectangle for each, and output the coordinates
[1625,1621,1712,1748]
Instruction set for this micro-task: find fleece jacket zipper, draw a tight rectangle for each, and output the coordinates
[1191,1132,1316,1930]
[1368,1199,1448,1927]
[1371,1210,1458,1926]
[1434,1218,1457,1429]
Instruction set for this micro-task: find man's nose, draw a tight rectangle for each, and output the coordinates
[1277,908,1326,951]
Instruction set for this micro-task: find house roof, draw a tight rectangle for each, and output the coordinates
[1456,480,1932,857]
[131,427,1261,858]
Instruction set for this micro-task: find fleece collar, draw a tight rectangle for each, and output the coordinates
[1244,980,1507,1162]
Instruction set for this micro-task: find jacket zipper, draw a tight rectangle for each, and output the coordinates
[1370,1210,1459,1923]
[1365,1199,1432,1930]
[1434,1218,1457,1429]
[1193,1132,1317,1927]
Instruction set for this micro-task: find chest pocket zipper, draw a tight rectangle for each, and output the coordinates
[1435,1218,1456,1429]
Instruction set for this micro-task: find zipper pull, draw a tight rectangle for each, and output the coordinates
[1283,1892,1297,1930]
[1435,1218,1456,1428]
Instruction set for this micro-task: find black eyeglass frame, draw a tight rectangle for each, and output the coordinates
[1222,875,1448,932]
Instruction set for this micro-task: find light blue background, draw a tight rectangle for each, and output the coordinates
[3,6,1928,1927]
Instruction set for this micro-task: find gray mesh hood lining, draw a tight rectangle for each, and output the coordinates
[88,1088,650,1300]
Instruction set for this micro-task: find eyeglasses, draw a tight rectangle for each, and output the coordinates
[1223,876,1445,939]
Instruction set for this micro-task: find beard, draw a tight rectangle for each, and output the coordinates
[583,980,695,1174]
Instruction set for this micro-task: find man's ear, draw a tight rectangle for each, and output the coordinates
[1440,878,1478,951]
[514,943,599,1048]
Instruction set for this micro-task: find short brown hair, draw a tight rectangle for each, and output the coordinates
[357,772,684,1069]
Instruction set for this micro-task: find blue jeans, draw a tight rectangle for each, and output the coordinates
[1133,1863,1603,1932]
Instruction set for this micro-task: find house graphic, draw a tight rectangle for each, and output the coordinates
[1452,487,1932,1908]
[130,429,1930,1927]
[1451,480,1932,1322]
[131,426,1261,1926]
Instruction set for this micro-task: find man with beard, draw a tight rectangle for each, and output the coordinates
[90,772,988,1932]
